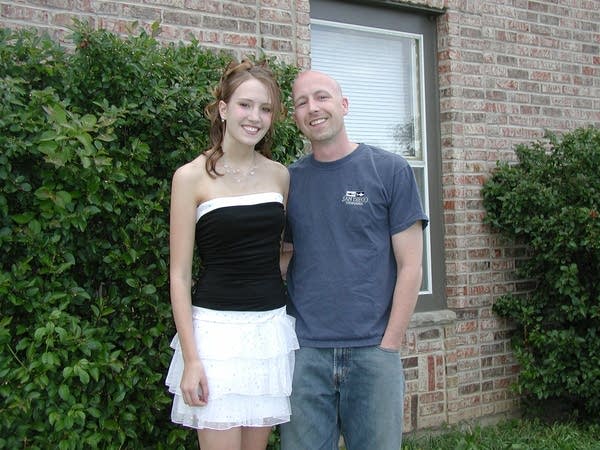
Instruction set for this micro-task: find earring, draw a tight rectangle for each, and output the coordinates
[221,117,225,123]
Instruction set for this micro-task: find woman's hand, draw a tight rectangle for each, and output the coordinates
[180,359,209,406]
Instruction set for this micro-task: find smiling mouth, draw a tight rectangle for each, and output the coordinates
[309,118,327,126]
[242,125,260,133]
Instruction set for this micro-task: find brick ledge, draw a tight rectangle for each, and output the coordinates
[409,309,456,328]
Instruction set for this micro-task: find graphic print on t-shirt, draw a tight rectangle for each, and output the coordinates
[342,190,369,206]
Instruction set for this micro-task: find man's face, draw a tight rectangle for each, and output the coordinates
[292,71,348,144]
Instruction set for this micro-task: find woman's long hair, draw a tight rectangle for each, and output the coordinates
[204,59,283,177]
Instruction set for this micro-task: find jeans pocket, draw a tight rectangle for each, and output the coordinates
[376,345,400,354]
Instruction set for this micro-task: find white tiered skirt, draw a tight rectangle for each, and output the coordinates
[165,305,298,430]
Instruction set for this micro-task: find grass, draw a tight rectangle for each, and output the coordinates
[400,419,600,450]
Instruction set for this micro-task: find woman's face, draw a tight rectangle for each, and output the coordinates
[219,78,273,149]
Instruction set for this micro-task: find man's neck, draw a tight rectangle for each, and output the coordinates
[312,140,359,162]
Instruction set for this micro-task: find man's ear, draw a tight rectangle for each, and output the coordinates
[342,97,349,116]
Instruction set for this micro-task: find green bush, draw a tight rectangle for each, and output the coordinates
[482,127,600,417]
[0,23,302,449]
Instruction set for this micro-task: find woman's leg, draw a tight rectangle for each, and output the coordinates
[197,428,241,450]
[196,426,271,450]
[241,426,272,450]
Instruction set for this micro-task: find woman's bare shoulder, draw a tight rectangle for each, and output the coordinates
[173,154,209,183]
[260,155,288,176]
[256,155,289,195]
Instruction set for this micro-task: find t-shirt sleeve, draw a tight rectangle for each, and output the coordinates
[389,162,429,235]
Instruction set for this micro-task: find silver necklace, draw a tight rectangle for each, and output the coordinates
[222,151,257,183]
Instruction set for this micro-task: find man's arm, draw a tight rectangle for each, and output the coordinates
[380,221,424,350]
[280,241,294,281]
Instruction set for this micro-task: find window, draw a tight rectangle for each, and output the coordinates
[310,0,445,310]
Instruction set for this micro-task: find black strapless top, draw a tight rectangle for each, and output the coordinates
[191,192,287,311]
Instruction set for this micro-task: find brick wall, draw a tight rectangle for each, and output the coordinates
[0,0,311,65]
[435,0,600,432]
[2,0,599,437]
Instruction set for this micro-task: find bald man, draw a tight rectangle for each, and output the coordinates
[280,70,429,450]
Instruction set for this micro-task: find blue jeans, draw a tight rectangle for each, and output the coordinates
[280,346,405,450]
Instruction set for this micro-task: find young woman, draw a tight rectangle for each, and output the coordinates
[165,59,298,450]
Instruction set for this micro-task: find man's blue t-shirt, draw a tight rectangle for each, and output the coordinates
[284,143,429,347]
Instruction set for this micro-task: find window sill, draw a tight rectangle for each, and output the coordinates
[409,309,456,328]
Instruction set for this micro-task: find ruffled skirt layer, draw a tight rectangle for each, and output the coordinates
[165,305,298,430]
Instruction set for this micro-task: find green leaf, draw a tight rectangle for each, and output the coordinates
[39,140,58,153]
[58,384,71,401]
[55,190,72,208]
[11,212,35,224]
[76,132,94,152]
[80,114,97,128]
[63,366,74,378]
[76,367,90,384]
[28,219,42,234]
[43,103,68,124]
[142,284,156,295]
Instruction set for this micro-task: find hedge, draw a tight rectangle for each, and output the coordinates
[482,127,600,418]
[0,22,303,449]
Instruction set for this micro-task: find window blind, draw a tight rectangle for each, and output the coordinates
[311,21,420,158]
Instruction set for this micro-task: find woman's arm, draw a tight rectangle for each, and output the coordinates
[169,164,208,405]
